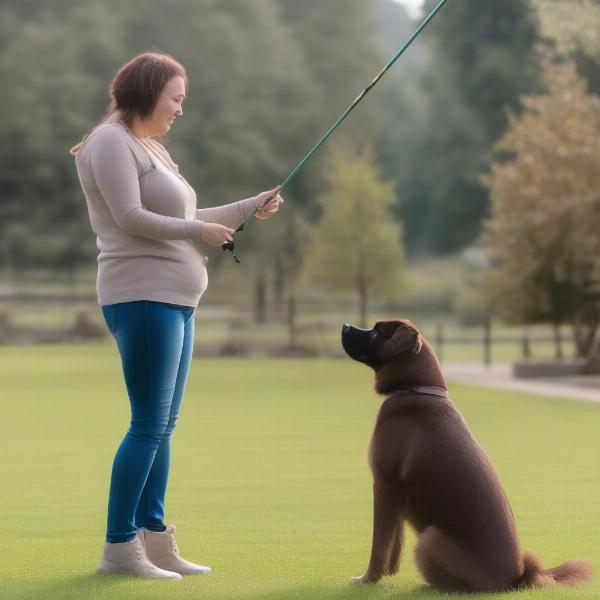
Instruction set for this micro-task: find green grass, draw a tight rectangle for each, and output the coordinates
[0,345,598,600]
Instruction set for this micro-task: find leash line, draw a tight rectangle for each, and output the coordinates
[223,0,451,262]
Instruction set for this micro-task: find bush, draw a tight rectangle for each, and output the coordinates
[0,308,14,342]
[68,310,106,340]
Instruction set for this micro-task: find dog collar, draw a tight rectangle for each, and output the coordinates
[386,385,448,398]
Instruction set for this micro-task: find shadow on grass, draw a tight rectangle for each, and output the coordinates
[238,582,531,600]
[248,583,449,599]
[3,575,539,600]
[3,572,199,600]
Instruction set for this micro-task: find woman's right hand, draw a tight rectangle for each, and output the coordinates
[201,222,235,247]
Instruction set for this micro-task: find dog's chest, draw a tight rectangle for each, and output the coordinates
[368,417,419,480]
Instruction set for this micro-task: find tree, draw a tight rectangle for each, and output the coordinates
[482,61,600,359]
[531,0,600,59]
[110,0,327,322]
[0,4,125,272]
[305,142,405,328]
[272,212,313,349]
[0,0,385,284]
[424,0,540,144]
[386,0,541,256]
[276,0,383,207]
[378,66,488,256]
[529,0,600,96]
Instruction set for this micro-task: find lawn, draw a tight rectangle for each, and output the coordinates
[0,345,598,600]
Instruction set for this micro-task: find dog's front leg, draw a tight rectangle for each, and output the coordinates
[351,480,404,584]
[386,513,404,576]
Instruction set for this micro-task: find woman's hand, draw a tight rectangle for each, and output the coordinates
[254,187,284,220]
[201,222,235,246]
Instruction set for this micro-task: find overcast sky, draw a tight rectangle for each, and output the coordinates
[394,0,425,18]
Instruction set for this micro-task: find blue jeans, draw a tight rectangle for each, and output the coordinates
[101,300,196,543]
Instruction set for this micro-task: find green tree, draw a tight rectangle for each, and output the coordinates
[109,0,326,321]
[305,143,405,328]
[276,0,383,201]
[424,0,539,143]
[387,0,540,256]
[0,0,386,291]
[0,4,125,273]
[378,67,487,256]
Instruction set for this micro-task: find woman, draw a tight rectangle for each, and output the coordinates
[71,51,283,579]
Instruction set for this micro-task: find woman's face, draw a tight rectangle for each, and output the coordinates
[144,75,186,136]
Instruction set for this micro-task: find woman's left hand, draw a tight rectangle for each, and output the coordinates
[254,187,284,220]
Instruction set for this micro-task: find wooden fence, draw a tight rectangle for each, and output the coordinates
[431,322,568,365]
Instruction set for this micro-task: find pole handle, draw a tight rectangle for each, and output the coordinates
[221,186,282,262]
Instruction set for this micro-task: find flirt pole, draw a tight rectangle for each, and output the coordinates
[222,0,451,263]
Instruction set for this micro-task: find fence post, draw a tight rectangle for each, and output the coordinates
[435,323,444,362]
[483,316,492,366]
[288,296,297,349]
[553,322,563,359]
[521,327,531,359]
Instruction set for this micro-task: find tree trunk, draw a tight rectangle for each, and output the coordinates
[254,271,267,324]
[553,320,563,360]
[287,295,297,349]
[435,323,444,363]
[483,315,492,366]
[273,256,284,317]
[359,284,368,329]
[573,322,597,358]
[573,322,598,359]
[62,266,77,342]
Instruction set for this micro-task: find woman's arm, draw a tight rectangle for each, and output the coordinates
[90,130,205,241]
[195,197,258,230]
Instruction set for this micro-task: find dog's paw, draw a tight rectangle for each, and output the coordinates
[350,574,379,584]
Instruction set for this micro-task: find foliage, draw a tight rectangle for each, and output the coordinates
[482,61,600,357]
[305,142,405,327]
[0,0,383,274]
[0,5,125,270]
[531,0,600,59]
[382,0,541,256]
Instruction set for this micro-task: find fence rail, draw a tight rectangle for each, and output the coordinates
[0,290,574,363]
[431,323,567,364]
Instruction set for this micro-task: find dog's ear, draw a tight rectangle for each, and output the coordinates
[388,324,423,355]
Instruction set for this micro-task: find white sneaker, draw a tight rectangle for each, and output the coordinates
[97,532,183,579]
[139,524,212,576]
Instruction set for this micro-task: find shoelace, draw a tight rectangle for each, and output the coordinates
[169,537,180,557]
[135,539,146,561]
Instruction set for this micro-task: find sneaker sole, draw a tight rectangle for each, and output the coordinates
[97,561,182,579]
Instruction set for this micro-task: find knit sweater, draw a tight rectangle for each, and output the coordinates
[74,121,258,307]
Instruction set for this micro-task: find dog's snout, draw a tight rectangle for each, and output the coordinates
[342,323,351,335]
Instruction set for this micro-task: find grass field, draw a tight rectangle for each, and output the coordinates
[1,345,598,600]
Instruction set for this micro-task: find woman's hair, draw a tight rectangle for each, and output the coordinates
[70,51,187,155]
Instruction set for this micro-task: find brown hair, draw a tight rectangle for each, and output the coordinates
[70,51,187,155]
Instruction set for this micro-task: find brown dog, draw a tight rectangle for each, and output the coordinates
[341,319,593,592]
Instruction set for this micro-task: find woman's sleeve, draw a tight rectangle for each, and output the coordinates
[195,197,257,229]
[90,131,205,241]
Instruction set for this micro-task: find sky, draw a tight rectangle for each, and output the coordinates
[394,0,425,18]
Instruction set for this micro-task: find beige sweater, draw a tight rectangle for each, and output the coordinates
[74,121,257,307]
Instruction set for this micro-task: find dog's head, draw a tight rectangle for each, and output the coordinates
[341,319,423,371]
[341,319,446,393]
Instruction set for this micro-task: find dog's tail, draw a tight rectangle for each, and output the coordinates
[518,551,593,588]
